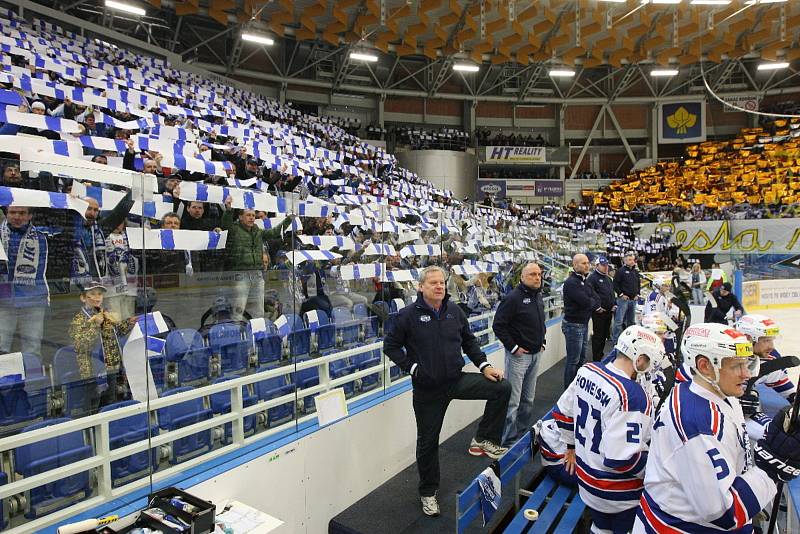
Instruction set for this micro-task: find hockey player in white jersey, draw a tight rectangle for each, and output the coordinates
[633,322,800,533]
[555,324,666,534]
[734,314,796,443]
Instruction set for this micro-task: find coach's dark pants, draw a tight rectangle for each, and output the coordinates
[413,372,511,497]
[591,310,613,361]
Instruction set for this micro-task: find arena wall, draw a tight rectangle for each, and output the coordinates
[396,149,479,200]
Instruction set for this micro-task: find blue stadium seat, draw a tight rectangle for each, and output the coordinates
[332,307,360,347]
[164,329,211,386]
[14,418,92,519]
[329,359,357,397]
[100,400,158,487]
[390,298,405,313]
[285,314,311,359]
[53,346,102,419]
[353,303,379,342]
[0,353,50,430]
[254,373,295,427]
[294,361,320,413]
[157,387,212,464]
[353,349,382,391]
[208,323,250,376]
[210,376,257,443]
[304,310,336,355]
[250,320,283,367]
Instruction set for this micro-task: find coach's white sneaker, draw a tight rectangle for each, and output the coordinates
[468,438,508,459]
[421,493,440,517]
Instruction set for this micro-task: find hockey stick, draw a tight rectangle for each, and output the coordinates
[743,356,800,396]
[766,387,800,534]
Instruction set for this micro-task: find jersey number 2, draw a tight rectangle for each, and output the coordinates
[576,397,602,454]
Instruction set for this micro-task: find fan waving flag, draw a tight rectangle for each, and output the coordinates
[126,229,227,250]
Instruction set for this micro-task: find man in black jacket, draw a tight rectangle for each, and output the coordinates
[561,254,598,388]
[611,252,641,344]
[492,262,546,447]
[704,282,745,324]
[587,257,615,361]
[383,265,511,517]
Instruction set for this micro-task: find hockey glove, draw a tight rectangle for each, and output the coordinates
[753,442,800,483]
[739,388,761,417]
[763,405,800,463]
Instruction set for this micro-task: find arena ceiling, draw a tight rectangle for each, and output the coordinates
[25,0,800,102]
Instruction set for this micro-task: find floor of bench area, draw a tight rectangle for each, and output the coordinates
[329,360,567,534]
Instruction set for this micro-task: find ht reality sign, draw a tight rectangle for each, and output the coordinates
[485,146,547,163]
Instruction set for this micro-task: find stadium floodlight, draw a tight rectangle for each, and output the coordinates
[651,69,679,77]
[350,52,379,62]
[104,0,146,16]
[690,0,731,4]
[453,63,480,72]
[599,0,626,3]
[757,0,787,3]
[647,0,682,4]
[757,61,789,71]
[242,33,275,46]
[549,69,575,77]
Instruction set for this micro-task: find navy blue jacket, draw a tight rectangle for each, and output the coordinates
[587,269,615,310]
[492,283,546,354]
[562,271,598,324]
[613,264,641,299]
[383,293,490,388]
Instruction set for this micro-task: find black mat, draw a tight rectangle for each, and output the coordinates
[329,360,567,534]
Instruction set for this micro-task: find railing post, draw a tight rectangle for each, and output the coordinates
[381,352,392,389]
[231,384,245,445]
[96,421,112,499]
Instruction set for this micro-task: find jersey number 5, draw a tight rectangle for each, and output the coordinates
[706,448,730,480]
[576,397,602,454]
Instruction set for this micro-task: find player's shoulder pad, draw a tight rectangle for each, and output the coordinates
[584,363,651,415]
[669,382,725,443]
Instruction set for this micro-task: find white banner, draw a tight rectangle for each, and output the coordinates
[485,146,546,164]
[742,279,800,309]
[637,220,800,255]
[722,95,760,113]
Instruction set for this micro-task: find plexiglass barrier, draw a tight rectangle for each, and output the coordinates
[0,153,568,532]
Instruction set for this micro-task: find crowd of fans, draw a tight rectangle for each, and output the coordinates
[393,126,471,151]
[475,128,549,147]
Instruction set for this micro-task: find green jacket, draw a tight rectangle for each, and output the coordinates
[221,210,287,271]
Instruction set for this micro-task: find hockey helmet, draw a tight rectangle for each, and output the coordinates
[641,315,668,336]
[681,323,759,379]
[615,324,667,376]
[734,314,780,343]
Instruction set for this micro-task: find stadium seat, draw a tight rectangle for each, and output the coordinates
[329,358,358,397]
[294,361,320,413]
[53,346,102,419]
[253,372,295,427]
[14,418,92,519]
[352,349,381,392]
[164,329,212,387]
[304,310,336,354]
[208,323,250,376]
[0,353,50,430]
[100,400,158,487]
[353,303,379,342]
[332,307,360,347]
[209,376,257,443]
[157,387,213,465]
[285,314,311,359]
[249,320,283,368]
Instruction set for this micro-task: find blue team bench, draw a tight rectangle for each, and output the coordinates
[456,430,587,534]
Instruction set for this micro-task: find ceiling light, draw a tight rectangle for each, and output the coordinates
[453,63,480,72]
[549,69,575,77]
[104,0,145,15]
[350,52,379,62]
[647,0,682,4]
[757,61,789,71]
[651,69,679,76]
[690,0,731,4]
[758,0,787,3]
[599,0,626,2]
[242,33,274,46]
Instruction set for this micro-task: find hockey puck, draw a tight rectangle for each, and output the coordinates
[524,509,539,521]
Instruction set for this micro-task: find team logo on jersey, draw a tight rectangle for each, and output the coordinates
[420,315,431,323]
[523,298,531,304]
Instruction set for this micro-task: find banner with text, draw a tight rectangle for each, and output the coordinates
[506,180,564,197]
[722,95,760,113]
[485,146,547,163]
[658,100,706,144]
[476,179,506,201]
[742,279,800,309]
[637,220,800,255]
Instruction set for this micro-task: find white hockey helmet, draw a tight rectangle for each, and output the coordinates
[681,322,759,380]
[615,324,667,376]
[734,314,780,343]
[641,315,668,336]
